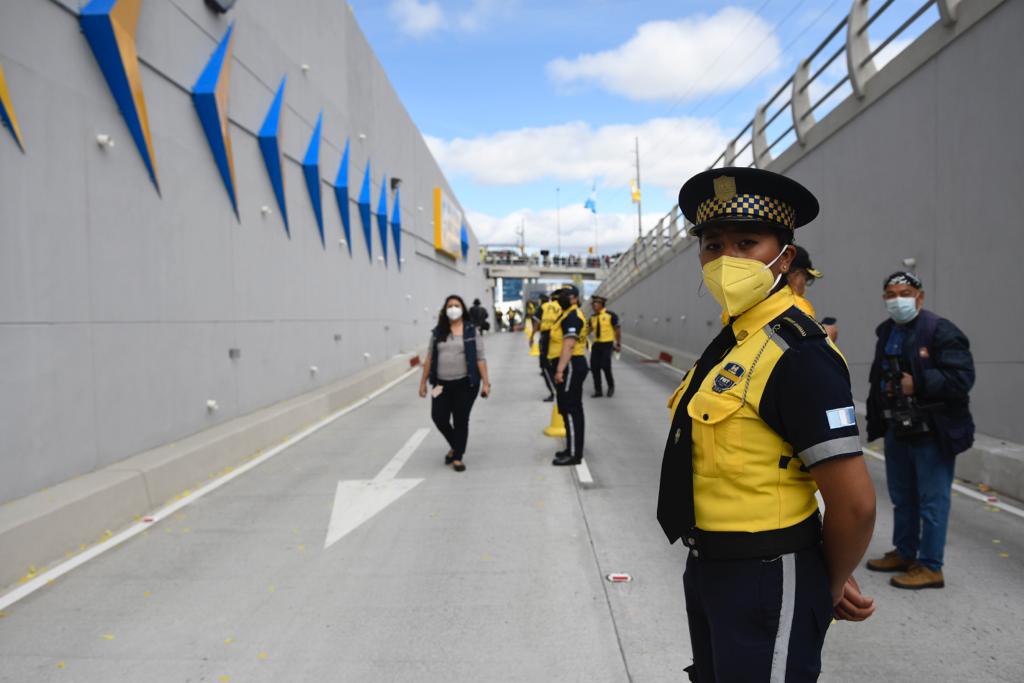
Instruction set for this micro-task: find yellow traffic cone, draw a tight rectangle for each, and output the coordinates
[543,404,566,438]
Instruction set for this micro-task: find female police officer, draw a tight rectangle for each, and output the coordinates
[657,168,876,681]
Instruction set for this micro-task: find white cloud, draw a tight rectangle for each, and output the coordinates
[389,0,444,38]
[547,7,782,102]
[468,206,667,256]
[389,0,507,37]
[425,117,728,192]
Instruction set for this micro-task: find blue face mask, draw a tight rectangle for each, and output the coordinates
[885,296,919,324]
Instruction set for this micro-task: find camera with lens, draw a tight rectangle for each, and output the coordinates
[882,355,932,437]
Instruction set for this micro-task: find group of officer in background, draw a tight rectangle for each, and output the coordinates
[528,284,622,466]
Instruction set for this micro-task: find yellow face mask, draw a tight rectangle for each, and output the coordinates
[702,248,787,318]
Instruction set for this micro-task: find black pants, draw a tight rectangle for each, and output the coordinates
[683,545,833,682]
[539,334,555,397]
[555,356,588,458]
[430,377,478,458]
[590,341,615,393]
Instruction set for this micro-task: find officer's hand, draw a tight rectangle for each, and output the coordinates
[900,372,914,396]
[554,370,564,385]
[418,382,428,399]
[481,382,491,398]
[833,576,875,622]
[614,344,621,353]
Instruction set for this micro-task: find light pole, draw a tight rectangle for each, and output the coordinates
[556,187,561,264]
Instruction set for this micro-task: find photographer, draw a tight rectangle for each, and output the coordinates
[865,271,975,590]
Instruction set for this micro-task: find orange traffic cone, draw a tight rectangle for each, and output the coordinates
[543,403,566,438]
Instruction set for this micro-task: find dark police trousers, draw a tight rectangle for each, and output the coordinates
[683,545,833,682]
[539,333,555,396]
[590,341,614,394]
[556,356,588,458]
[430,377,478,458]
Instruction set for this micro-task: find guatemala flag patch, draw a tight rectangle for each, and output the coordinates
[826,406,857,429]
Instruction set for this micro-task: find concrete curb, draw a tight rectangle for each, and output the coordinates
[621,333,1024,503]
[0,352,421,592]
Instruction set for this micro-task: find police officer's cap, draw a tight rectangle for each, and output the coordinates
[790,245,823,279]
[679,167,819,236]
[591,295,607,304]
[557,285,580,298]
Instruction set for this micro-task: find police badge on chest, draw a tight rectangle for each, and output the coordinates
[712,362,745,393]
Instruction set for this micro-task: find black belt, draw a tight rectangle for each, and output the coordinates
[685,513,822,561]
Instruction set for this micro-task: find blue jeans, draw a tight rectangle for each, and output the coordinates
[884,430,955,571]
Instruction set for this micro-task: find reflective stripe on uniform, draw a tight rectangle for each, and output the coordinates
[769,553,797,683]
[798,435,862,467]
[763,324,790,352]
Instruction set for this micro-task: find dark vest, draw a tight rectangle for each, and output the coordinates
[429,323,481,387]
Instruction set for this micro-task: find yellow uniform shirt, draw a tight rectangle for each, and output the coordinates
[589,309,620,343]
[547,305,588,360]
[539,300,562,333]
[793,292,816,318]
[667,289,860,533]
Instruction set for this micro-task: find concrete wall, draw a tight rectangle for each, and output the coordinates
[608,0,1024,443]
[0,0,487,504]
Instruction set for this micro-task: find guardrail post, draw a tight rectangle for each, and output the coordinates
[937,0,961,26]
[791,58,814,145]
[752,103,771,168]
[669,206,680,243]
[846,0,878,99]
[723,139,737,166]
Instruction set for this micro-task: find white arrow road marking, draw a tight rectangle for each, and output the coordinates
[324,427,431,549]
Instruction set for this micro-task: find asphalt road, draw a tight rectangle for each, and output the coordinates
[1,332,1021,682]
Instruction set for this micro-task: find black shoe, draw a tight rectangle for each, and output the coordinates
[452,461,466,472]
[552,455,582,466]
[554,449,569,458]
[607,386,615,397]
[543,395,555,402]
[444,450,455,465]
[591,391,603,398]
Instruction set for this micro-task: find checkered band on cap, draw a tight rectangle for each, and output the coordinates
[695,193,797,229]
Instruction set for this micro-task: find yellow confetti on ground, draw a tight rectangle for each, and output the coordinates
[101,634,115,641]
[257,651,269,660]
[993,539,1002,544]
[143,591,152,598]
[267,584,276,593]
[999,553,1010,558]
[79,544,87,551]
[0,610,7,619]
[219,676,230,682]
[182,528,192,534]
[223,637,234,645]
[56,662,65,669]
[102,530,113,539]
[297,544,306,552]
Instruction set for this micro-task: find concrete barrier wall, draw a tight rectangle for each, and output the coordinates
[608,0,1024,444]
[0,0,487,505]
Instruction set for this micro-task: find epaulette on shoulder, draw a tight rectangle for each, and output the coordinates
[770,306,826,346]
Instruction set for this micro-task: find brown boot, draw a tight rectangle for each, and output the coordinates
[866,549,913,573]
[890,562,944,590]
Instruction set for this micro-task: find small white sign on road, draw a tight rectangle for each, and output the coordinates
[323,427,430,549]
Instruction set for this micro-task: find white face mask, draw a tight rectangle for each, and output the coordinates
[446,306,463,321]
[885,296,919,324]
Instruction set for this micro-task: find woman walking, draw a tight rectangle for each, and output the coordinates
[419,295,491,472]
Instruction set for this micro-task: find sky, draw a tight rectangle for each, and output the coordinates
[348,0,937,257]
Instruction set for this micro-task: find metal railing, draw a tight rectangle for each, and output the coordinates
[595,0,960,302]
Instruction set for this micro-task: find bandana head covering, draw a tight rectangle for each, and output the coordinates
[884,271,922,290]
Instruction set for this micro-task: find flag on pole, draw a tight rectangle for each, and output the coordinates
[630,179,641,204]
[583,182,597,214]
